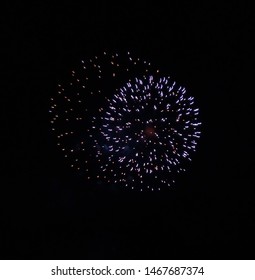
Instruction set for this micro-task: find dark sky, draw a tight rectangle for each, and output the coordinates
[2,2,254,259]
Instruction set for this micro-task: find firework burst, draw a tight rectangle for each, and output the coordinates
[50,51,201,190]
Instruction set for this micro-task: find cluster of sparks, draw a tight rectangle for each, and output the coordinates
[50,51,201,191]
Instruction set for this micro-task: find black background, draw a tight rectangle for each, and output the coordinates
[2,2,254,259]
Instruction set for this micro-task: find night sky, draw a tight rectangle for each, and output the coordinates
[2,2,254,259]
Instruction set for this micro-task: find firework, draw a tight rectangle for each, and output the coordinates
[50,51,201,190]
